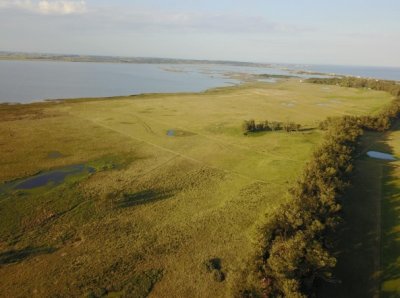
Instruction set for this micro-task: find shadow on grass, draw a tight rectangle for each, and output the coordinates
[115,190,174,208]
[245,127,316,137]
[204,258,222,272]
[0,246,57,265]
[317,125,399,298]
[380,133,400,295]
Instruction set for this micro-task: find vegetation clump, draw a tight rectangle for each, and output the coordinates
[242,119,301,134]
[204,258,225,282]
[258,77,400,297]
[259,116,362,297]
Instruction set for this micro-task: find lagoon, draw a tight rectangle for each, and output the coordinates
[2,60,398,104]
[0,60,291,103]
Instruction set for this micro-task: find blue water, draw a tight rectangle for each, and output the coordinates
[166,130,175,136]
[0,60,293,103]
[0,164,95,192]
[1,60,399,103]
[367,151,396,161]
[47,151,64,159]
[0,60,242,103]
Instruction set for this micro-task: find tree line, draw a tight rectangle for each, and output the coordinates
[319,99,400,132]
[242,120,301,134]
[255,77,400,297]
[307,77,400,97]
[314,77,400,132]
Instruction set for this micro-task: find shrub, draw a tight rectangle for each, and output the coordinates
[212,270,225,282]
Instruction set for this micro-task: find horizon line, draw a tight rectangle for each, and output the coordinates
[1,49,400,69]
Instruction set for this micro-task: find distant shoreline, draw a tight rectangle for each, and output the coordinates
[0,80,262,106]
[2,52,400,82]
[0,51,275,68]
[1,56,399,105]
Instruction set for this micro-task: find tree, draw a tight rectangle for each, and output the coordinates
[270,121,281,131]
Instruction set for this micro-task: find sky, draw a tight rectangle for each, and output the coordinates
[0,0,399,66]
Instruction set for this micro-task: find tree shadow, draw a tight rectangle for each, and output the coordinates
[299,127,317,132]
[380,128,400,296]
[115,190,174,208]
[0,246,57,265]
[204,258,222,272]
[317,124,400,297]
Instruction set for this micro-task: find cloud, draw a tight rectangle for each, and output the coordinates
[0,2,306,33]
[0,0,86,14]
[38,0,86,14]
[93,9,310,35]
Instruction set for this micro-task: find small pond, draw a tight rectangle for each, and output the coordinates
[47,151,64,159]
[0,164,96,193]
[367,151,396,161]
[167,129,175,136]
[166,129,196,137]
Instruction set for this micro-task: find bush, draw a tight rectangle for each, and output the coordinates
[204,258,225,282]
[204,258,221,272]
[212,270,225,282]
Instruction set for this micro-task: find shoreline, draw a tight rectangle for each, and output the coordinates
[1,60,399,105]
[0,80,254,106]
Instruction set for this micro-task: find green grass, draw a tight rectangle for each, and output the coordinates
[347,124,400,297]
[317,156,382,297]
[381,126,400,296]
[0,80,393,297]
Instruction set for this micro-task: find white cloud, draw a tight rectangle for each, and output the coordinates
[38,0,86,14]
[0,0,86,14]
[92,9,310,35]
[0,0,34,9]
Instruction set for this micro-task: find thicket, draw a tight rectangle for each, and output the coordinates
[258,77,400,297]
[242,120,301,134]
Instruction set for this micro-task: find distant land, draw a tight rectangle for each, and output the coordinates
[2,51,400,81]
[0,51,275,68]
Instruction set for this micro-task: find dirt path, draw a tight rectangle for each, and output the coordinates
[72,113,278,186]
[116,107,306,163]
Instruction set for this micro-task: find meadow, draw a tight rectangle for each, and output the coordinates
[0,80,393,297]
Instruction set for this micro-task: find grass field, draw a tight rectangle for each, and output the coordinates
[0,80,393,297]
[381,125,400,296]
